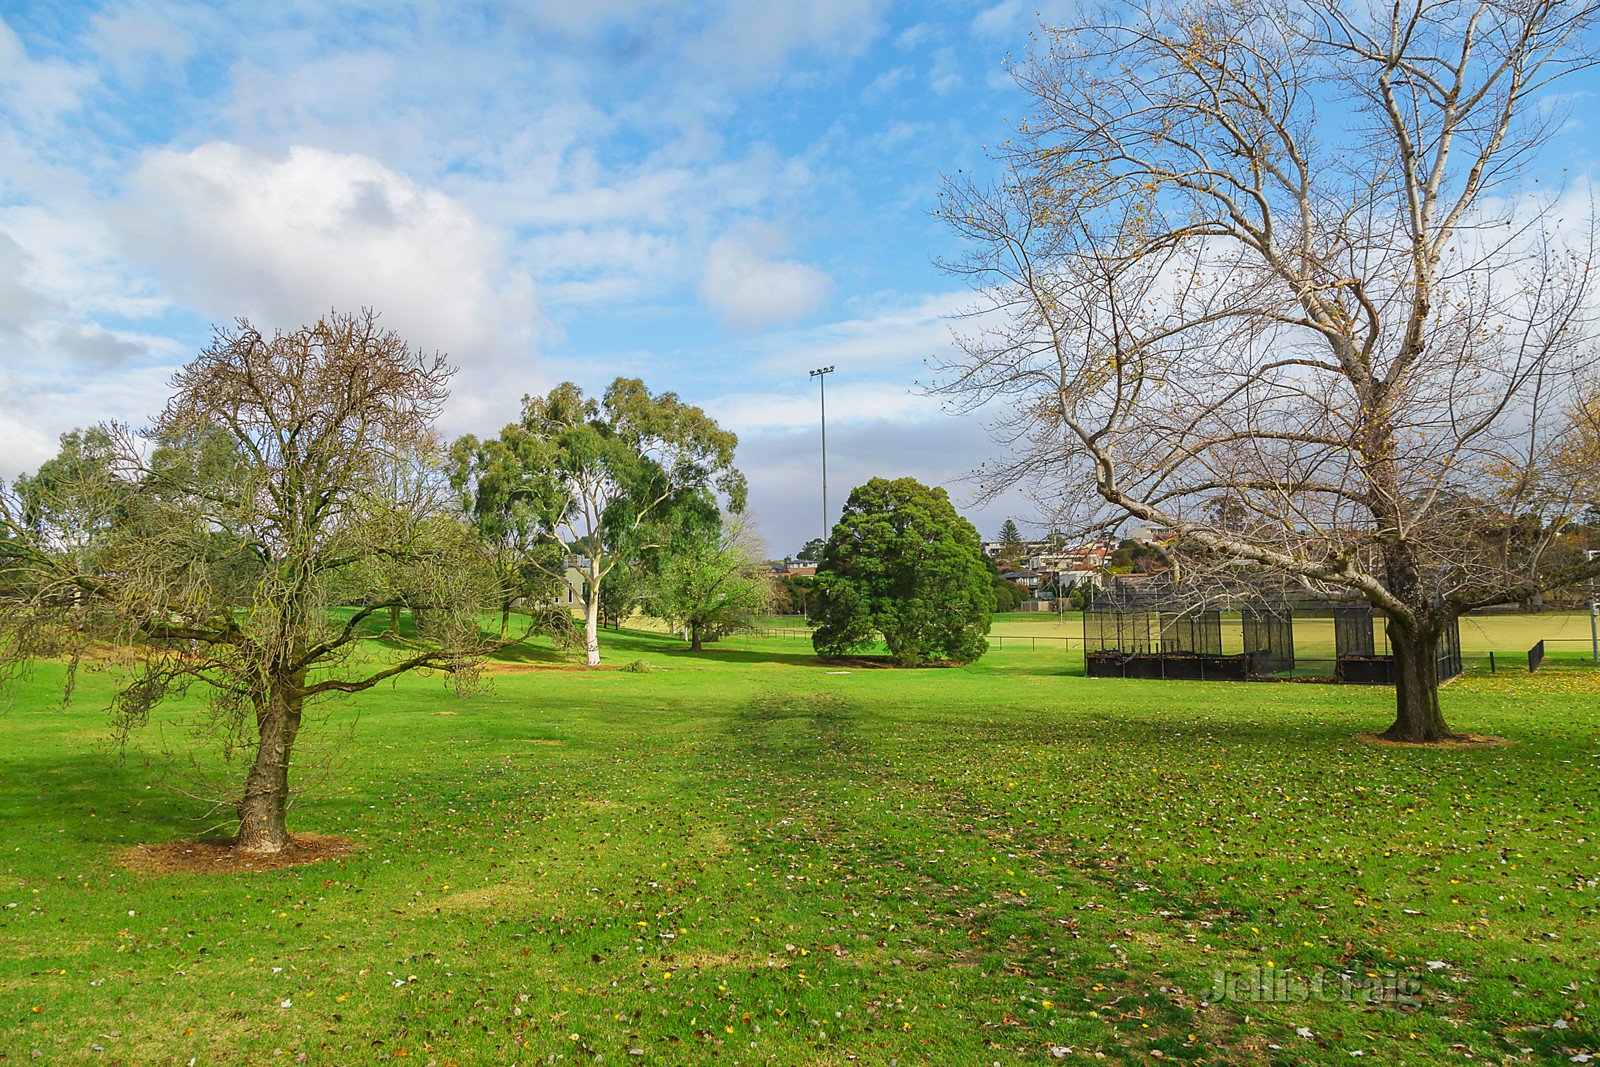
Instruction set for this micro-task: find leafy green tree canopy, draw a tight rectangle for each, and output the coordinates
[795,537,825,563]
[449,378,745,665]
[812,477,992,666]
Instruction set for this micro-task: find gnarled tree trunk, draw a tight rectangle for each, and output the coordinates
[1373,538,1456,743]
[1381,619,1452,743]
[237,676,303,853]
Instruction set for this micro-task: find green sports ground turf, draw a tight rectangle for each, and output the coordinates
[1,616,1596,1064]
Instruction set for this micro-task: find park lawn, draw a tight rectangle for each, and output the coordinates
[0,623,1597,1065]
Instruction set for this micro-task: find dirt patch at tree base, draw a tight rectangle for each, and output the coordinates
[1354,732,1509,749]
[121,833,355,874]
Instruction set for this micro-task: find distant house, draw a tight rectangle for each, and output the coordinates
[1123,523,1176,545]
[998,565,1043,591]
[558,557,589,606]
[982,538,1058,560]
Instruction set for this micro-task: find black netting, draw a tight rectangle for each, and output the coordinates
[1085,583,1459,687]
[1084,605,1156,653]
[1333,603,1376,658]
[1160,611,1222,655]
[1242,604,1295,675]
[1438,619,1463,680]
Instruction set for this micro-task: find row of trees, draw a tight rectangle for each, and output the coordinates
[0,312,766,851]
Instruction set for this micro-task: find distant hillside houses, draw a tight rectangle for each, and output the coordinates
[768,524,1174,607]
[980,523,1172,562]
[990,524,1175,603]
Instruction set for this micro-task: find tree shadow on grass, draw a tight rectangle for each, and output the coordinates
[0,749,207,853]
[657,645,822,667]
[487,642,574,666]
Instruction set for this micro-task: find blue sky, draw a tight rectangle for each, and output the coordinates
[2,1,1595,555]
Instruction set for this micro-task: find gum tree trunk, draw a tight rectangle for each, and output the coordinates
[584,588,601,666]
[237,676,304,853]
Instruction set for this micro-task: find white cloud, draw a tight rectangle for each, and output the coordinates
[0,16,95,125]
[0,361,176,481]
[707,383,941,434]
[699,227,833,331]
[971,0,1082,39]
[88,2,201,79]
[682,0,890,86]
[118,141,540,393]
[749,290,973,374]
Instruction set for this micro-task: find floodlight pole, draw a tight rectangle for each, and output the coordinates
[809,365,835,545]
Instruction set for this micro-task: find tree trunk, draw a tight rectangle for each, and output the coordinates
[387,604,401,635]
[237,679,303,853]
[500,600,512,641]
[584,591,601,666]
[1375,537,1457,743]
[1381,622,1454,743]
[690,621,703,652]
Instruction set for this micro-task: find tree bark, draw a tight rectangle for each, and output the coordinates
[237,677,303,853]
[387,604,401,635]
[690,621,703,652]
[1373,536,1457,743]
[1381,621,1453,743]
[500,600,512,641]
[583,591,601,666]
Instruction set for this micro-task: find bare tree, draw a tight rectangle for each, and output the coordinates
[937,0,1600,741]
[0,311,495,852]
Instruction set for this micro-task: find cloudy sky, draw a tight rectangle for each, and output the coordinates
[2,2,1595,556]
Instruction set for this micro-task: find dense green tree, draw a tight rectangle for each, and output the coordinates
[795,537,825,563]
[647,513,771,650]
[993,574,1028,612]
[812,477,992,666]
[772,573,816,618]
[597,557,643,629]
[445,436,575,641]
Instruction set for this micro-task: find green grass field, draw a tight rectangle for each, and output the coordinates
[1,617,1597,1064]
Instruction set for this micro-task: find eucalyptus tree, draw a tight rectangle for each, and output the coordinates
[450,379,745,666]
[445,434,572,642]
[0,311,495,852]
[938,0,1600,741]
